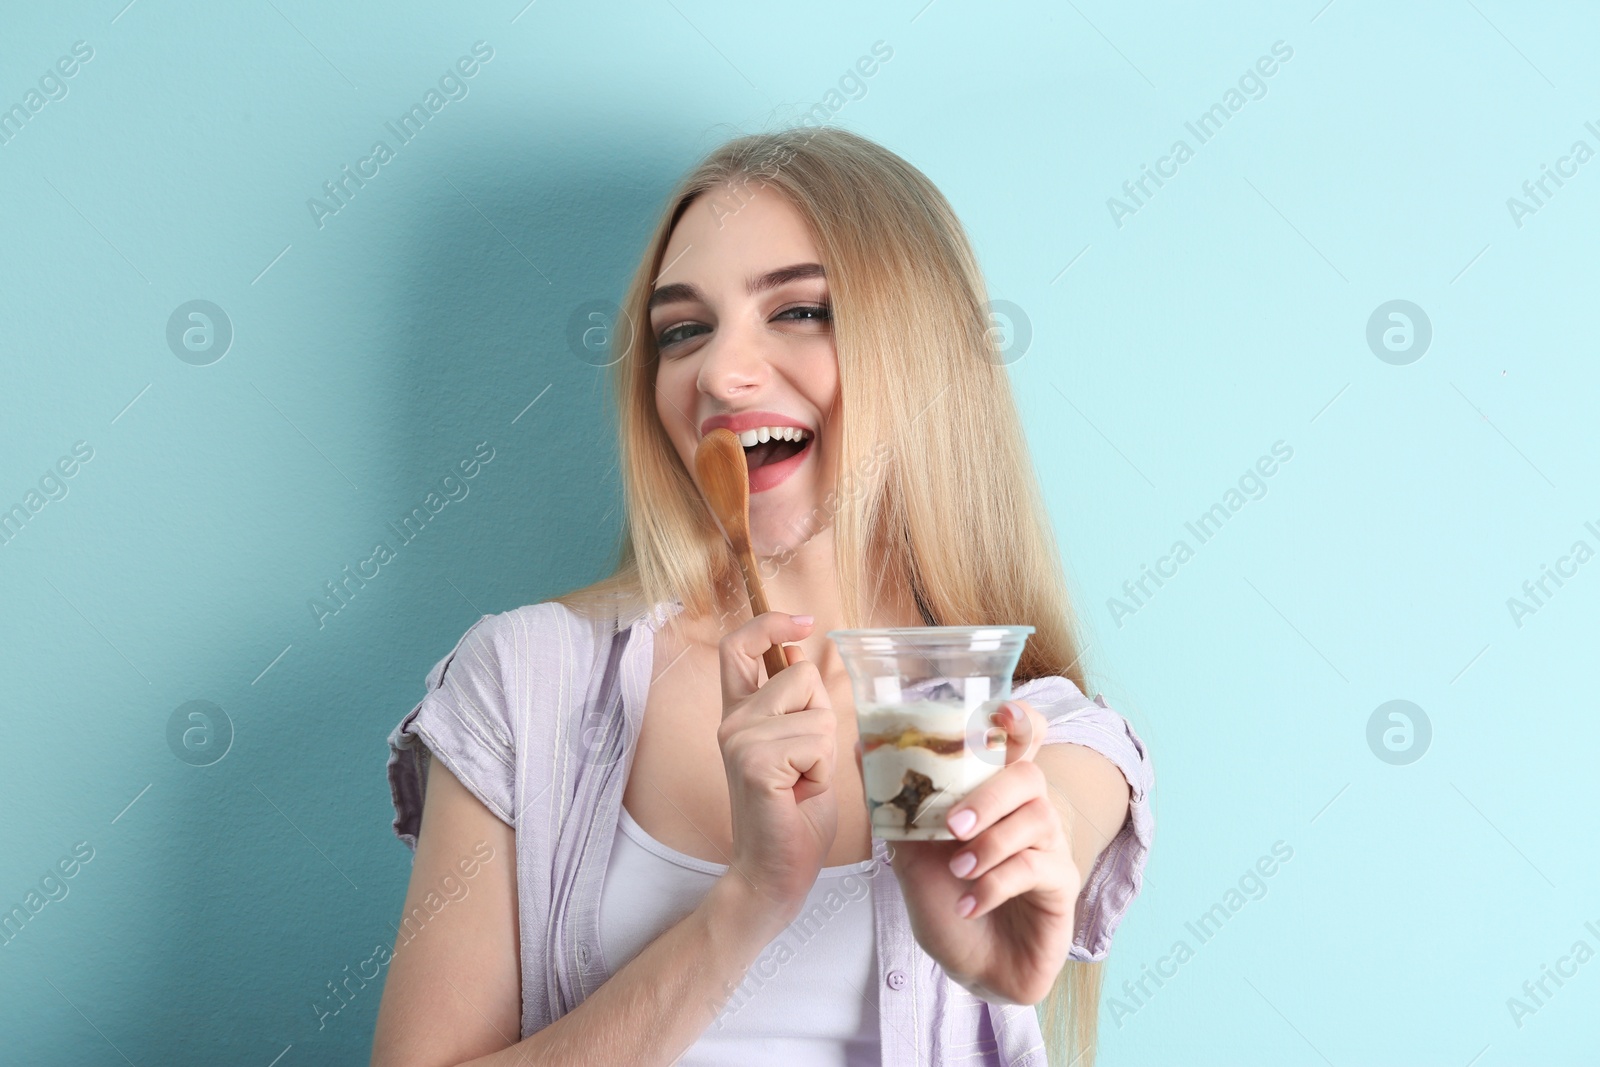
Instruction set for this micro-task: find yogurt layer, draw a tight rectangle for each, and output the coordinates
[858,699,1007,838]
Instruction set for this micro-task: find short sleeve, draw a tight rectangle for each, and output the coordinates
[386,613,516,852]
[1012,674,1155,962]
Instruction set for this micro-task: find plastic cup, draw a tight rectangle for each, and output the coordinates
[827,625,1034,840]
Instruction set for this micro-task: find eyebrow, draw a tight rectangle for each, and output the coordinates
[647,262,826,312]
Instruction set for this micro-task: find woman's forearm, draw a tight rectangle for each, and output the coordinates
[459,874,789,1067]
[1035,741,1132,882]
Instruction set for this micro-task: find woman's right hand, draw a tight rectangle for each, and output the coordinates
[716,611,838,924]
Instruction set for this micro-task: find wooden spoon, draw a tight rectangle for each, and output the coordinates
[694,428,790,681]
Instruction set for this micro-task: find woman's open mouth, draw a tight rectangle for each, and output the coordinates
[740,427,813,493]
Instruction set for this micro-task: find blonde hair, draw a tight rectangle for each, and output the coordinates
[555,125,1104,1064]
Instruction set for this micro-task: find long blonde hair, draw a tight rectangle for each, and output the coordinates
[555,125,1104,1065]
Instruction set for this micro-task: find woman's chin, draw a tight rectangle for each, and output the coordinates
[748,495,827,561]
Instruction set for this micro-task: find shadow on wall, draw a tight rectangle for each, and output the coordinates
[132,135,696,1067]
[386,131,686,615]
[347,134,693,1056]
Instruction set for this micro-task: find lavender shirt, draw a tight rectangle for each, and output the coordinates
[386,599,1155,1066]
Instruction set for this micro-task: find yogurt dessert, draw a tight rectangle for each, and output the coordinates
[858,698,1009,839]
[829,625,1035,842]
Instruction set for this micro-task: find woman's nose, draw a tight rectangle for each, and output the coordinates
[695,327,769,399]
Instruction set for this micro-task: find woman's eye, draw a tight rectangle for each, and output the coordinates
[777,303,832,324]
[656,322,707,348]
[656,304,831,350]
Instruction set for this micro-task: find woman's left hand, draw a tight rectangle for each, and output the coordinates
[861,699,1081,1005]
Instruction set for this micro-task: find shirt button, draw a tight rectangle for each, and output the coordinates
[886,969,907,990]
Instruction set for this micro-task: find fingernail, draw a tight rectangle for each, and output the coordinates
[949,851,976,878]
[948,808,977,837]
[955,894,977,918]
[791,614,814,625]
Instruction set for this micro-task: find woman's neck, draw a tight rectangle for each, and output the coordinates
[702,526,925,678]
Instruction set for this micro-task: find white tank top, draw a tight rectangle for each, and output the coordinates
[597,803,881,1065]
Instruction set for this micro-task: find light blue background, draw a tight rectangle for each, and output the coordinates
[3,1,1597,1063]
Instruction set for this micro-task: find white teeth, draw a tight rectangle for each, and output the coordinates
[730,425,811,447]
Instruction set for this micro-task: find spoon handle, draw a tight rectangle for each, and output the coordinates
[736,548,791,680]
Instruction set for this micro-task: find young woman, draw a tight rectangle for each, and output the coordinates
[375,127,1154,1067]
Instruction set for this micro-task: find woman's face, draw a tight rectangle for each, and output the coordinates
[651,182,840,558]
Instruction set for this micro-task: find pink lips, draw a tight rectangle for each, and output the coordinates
[699,410,816,494]
[699,410,813,438]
